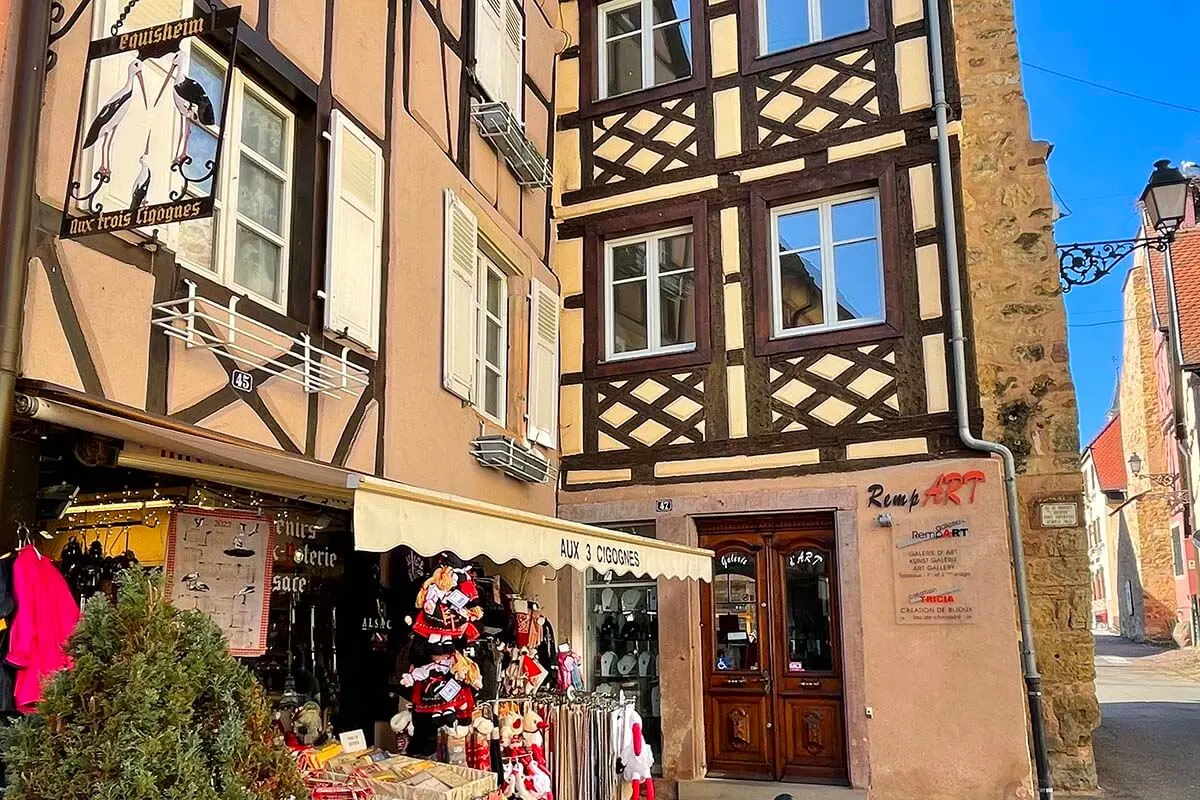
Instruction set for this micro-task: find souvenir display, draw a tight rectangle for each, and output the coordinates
[555,644,584,693]
[614,701,655,800]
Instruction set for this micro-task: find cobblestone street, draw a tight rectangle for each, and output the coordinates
[1091,634,1200,799]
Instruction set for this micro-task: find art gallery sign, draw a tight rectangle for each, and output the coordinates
[59,7,241,239]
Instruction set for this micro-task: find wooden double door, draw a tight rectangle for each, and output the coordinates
[699,515,848,784]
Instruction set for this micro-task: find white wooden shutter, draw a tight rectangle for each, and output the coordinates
[501,0,524,114]
[443,190,479,402]
[526,280,559,448]
[474,0,505,103]
[325,110,384,350]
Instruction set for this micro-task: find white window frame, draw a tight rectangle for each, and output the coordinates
[758,0,871,56]
[604,224,696,362]
[769,188,884,340]
[177,41,295,313]
[597,0,692,99]
[475,253,509,425]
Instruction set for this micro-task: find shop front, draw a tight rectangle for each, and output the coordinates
[558,459,1039,800]
[4,384,713,800]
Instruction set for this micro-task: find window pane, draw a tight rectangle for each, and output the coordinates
[233,224,282,302]
[713,551,759,672]
[486,270,504,317]
[777,209,820,253]
[241,91,286,168]
[612,281,648,353]
[189,50,226,122]
[177,213,214,271]
[652,0,689,24]
[783,548,834,673]
[652,21,691,85]
[238,156,284,234]
[484,369,502,418]
[778,251,825,329]
[185,128,218,195]
[485,318,503,367]
[833,240,883,322]
[612,241,647,281]
[607,35,643,96]
[659,272,695,347]
[763,0,811,53]
[832,196,878,242]
[821,0,870,40]
[658,232,693,272]
[606,3,642,37]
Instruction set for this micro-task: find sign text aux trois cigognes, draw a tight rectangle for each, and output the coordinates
[60,8,242,239]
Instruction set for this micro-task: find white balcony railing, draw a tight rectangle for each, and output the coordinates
[152,280,369,398]
[471,101,553,190]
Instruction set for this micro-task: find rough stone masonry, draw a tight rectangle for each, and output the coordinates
[951,0,1100,790]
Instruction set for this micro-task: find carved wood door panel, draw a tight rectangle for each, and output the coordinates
[700,518,848,784]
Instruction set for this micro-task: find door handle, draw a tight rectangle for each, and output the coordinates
[763,675,772,694]
[724,677,747,686]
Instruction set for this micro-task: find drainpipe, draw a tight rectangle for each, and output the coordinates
[924,0,1054,797]
[0,1,51,515]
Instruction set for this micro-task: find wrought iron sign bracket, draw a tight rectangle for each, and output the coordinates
[48,0,98,71]
[1058,236,1170,292]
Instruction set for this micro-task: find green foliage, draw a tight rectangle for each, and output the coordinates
[0,570,308,800]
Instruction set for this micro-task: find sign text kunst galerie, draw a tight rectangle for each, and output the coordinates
[60,8,242,239]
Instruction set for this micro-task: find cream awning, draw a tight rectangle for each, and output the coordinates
[352,476,713,582]
[21,392,713,582]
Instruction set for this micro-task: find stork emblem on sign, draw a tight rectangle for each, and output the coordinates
[60,8,241,239]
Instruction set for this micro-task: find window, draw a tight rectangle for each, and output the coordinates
[604,226,696,360]
[598,0,692,98]
[759,0,870,55]
[770,190,884,339]
[475,0,524,114]
[177,45,295,311]
[1172,524,1186,577]
[476,255,509,424]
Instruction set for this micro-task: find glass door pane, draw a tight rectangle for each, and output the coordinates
[781,547,833,673]
[712,550,761,672]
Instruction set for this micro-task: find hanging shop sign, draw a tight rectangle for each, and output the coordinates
[165,505,275,657]
[60,8,241,239]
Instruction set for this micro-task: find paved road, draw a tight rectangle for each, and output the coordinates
[1092,634,1200,799]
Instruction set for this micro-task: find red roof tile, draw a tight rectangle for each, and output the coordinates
[1086,414,1126,492]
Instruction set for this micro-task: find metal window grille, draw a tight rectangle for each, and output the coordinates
[470,435,556,484]
[470,101,553,190]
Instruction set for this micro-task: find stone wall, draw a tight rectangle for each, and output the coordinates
[1118,268,1180,642]
[950,0,1099,790]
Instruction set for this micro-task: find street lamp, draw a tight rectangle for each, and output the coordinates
[1128,453,1143,477]
[1058,160,1192,291]
[1127,451,1183,490]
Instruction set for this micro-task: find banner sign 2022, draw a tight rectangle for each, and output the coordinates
[60,8,241,239]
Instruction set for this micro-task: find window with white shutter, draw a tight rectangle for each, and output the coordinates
[443,190,480,401]
[475,0,524,116]
[526,280,560,448]
[325,110,384,351]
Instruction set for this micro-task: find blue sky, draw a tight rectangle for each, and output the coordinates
[1013,0,1200,447]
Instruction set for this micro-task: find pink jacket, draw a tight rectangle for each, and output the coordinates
[7,546,80,712]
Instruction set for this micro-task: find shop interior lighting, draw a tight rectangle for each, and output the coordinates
[64,499,176,515]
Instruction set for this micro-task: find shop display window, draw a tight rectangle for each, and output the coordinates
[586,522,661,772]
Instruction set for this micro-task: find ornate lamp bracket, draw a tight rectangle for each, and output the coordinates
[1057,236,1170,292]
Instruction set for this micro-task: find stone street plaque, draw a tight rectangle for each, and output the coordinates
[893,518,977,625]
[1037,500,1079,529]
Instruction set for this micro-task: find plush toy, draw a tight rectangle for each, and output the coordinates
[292,700,326,746]
[616,702,655,800]
[390,699,415,754]
[413,566,483,642]
[556,644,584,692]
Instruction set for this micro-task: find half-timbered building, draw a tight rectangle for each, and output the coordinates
[551,0,1095,795]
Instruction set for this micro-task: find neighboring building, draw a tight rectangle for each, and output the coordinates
[1080,413,1126,630]
[1145,182,1200,643]
[552,0,1096,796]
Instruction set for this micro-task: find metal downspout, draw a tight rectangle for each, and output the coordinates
[0,1,51,515]
[923,0,1054,796]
